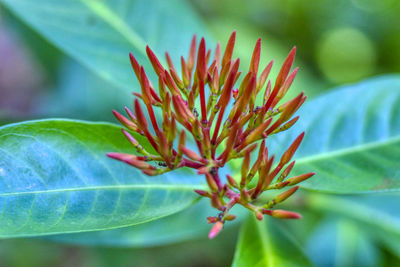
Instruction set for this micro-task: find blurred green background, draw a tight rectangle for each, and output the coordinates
[0,0,400,266]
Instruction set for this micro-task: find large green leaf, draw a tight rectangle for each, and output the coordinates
[0,0,210,92]
[0,119,204,238]
[265,75,400,193]
[307,192,400,257]
[306,217,381,267]
[232,216,312,267]
[44,198,247,247]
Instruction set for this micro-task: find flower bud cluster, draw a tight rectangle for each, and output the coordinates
[108,31,315,238]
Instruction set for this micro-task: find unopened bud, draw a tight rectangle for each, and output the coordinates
[286,172,315,186]
[275,186,299,204]
[208,221,223,239]
[262,209,301,219]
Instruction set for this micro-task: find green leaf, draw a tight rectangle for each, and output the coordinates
[306,217,381,267]
[307,193,400,257]
[0,119,204,238]
[45,199,214,247]
[232,216,312,267]
[266,75,400,193]
[45,198,248,247]
[0,0,210,92]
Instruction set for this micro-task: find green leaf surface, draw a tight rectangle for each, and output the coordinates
[45,199,213,247]
[44,198,247,247]
[0,119,204,238]
[306,217,380,267]
[0,0,210,92]
[307,193,400,257]
[266,75,400,193]
[232,216,312,267]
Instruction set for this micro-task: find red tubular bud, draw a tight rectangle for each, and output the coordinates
[221,30,236,70]
[214,42,221,69]
[181,56,190,88]
[197,166,208,174]
[278,161,295,182]
[219,60,231,86]
[240,151,251,187]
[165,52,176,72]
[107,152,154,170]
[206,49,211,65]
[169,67,184,89]
[207,216,218,224]
[195,190,211,198]
[168,116,177,143]
[262,209,301,219]
[275,46,296,91]
[188,34,197,72]
[178,130,186,147]
[163,70,180,95]
[142,168,159,176]
[134,99,148,129]
[172,95,195,123]
[121,129,139,146]
[158,74,167,100]
[280,132,305,165]
[196,37,207,81]
[192,119,204,140]
[206,173,219,192]
[231,75,256,124]
[224,214,236,221]
[255,212,264,221]
[241,117,272,147]
[129,52,140,80]
[140,67,155,107]
[208,221,223,239]
[279,93,304,122]
[220,122,239,164]
[275,186,299,204]
[163,92,171,116]
[146,45,164,76]
[249,38,261,74]
[274,116,299,134]
[227,175,238,188]
[286,172,315,186]
[179,146,202,162]
[112,110,137,131]
[258,60,273,90]
[263,80,272,103]
[124,106,137,122]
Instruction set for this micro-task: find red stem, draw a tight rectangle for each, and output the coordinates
[199,80,207,125]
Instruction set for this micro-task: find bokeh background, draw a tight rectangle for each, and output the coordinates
[0,0,399,266]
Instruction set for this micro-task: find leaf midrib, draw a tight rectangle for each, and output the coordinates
[256,219,275,267]
[296,135,400,164]
[0,184,206,197]
[81,0,146,51]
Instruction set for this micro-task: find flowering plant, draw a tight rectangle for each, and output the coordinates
[108,31,314,238]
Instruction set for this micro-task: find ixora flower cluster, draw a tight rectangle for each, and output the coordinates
[107,31,315,239]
